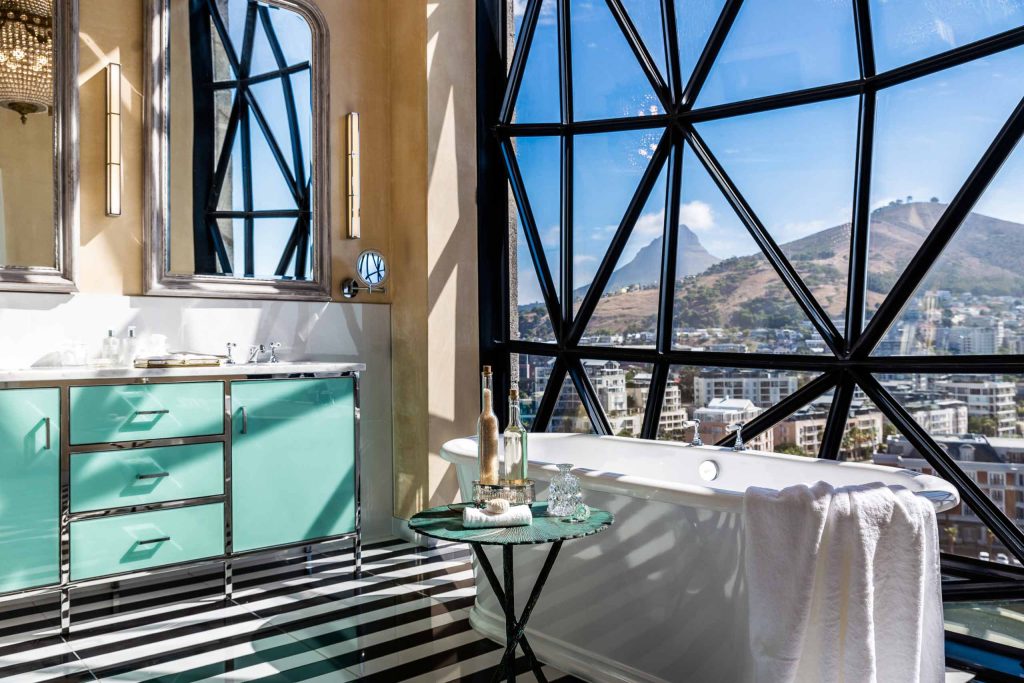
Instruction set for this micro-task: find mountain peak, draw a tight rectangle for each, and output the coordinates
[602,224,720,292]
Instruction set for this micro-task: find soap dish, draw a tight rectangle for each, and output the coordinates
[471,480,535,506]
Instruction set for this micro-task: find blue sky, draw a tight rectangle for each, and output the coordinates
[511,0,1024,306]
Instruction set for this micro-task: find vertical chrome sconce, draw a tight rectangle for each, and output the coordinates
[346,112,360,239]
[105,62,122,217]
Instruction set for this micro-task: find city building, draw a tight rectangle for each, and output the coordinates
[693,368,799,409]
[933,375,1017,436]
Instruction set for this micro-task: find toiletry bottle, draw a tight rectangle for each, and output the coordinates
[477,366,500,485]
[120,326,139,367]
[502,384,528,483]
[101,330,121,363]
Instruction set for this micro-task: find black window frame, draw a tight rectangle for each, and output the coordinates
[477,0,1024,664]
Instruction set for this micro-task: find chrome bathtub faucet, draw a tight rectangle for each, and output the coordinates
[691,419,703,447]
[727,422,745,451]
[247,343,282,364]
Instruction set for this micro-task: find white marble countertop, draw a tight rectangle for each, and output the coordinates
[0,361,365,383]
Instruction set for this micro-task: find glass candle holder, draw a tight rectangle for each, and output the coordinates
[547,464,582,517]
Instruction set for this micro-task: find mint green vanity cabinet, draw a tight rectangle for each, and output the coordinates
[69,382,224,445]
[0,388,60,593]
[231,378,356,552]
[71,443,224,513]
[70,503,225,581]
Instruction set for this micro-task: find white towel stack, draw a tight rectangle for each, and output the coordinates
[743,481,944,683]
[462,504,533,529]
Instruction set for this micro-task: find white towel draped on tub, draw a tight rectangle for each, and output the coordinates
[743,482,944,683]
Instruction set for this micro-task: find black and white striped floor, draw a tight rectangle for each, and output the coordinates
[0,539,583,682]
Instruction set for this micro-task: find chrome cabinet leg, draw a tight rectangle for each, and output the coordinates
[354,535,362,577]
[60,588,70,639]
[223,560,233,602]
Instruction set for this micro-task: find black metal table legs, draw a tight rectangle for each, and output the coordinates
[470,541,563,683]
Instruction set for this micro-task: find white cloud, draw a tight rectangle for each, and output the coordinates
[933,18,955,47]
[679,201,715,231]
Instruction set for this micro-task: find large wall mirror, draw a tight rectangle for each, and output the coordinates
[0,0,78,292]
[144,0,330,299]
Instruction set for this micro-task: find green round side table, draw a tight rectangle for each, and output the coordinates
[409,502,613,683]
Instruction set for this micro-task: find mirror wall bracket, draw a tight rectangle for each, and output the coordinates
[106,62,122,217]
[346,112,360,239]
[340,279,385,299]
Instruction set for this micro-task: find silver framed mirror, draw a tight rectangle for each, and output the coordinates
[143,0,331,300]
[0,0,79,293]
[341,249,387,298]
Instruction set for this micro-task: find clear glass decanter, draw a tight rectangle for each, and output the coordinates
[502,384,528,483]
[547,463,582,517]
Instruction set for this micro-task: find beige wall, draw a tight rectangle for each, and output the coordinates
[390,0,479,519]
[68,0,476,521]
[76,0,392,297]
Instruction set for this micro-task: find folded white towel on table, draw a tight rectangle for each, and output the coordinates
[743,481,944,683]
[462,504,533,529]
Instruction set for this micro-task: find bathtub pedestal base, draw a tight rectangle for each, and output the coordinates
[471,541,562,683]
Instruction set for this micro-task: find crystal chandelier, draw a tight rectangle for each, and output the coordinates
[0,0,52,124]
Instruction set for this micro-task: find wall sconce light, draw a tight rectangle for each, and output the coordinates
[346,112,360,239]
[106,62,122,217]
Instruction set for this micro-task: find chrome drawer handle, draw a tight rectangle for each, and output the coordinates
[44,417,51,450]
[137,536,170,545]
[136,472,170,480]
[134,409,170,416]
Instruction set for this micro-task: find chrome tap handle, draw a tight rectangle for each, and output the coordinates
[691,419,703,447]
[727,422,746,451]
[225,342,237,365]
[269,342,282,363]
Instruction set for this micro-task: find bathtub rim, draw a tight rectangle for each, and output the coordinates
[440,433,960,514]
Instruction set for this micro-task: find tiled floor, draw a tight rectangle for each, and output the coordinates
[0,540,581,682]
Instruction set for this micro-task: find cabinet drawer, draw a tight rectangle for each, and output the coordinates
[70,503,224,581]
[71,443,224,513]
[70,382,224,445]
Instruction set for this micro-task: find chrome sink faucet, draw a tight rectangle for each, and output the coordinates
[682,419,703,446]
[248,343,283,364]
[727,422,746,451]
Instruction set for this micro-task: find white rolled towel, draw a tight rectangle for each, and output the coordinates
[462,504,533,529]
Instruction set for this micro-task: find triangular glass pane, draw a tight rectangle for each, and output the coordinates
[265,5,312,68]
[621,0,668,85]
[509,134,561,298]
[870,0,1024,73]
[573,129,660,312]
[548,375,597,433]
[945,600,1024,647]
[511,218,557,343]
[571,0,664,121]
[581,359,654,437]
[248,11,279,76]
[513,0,561,124]
[877,373,1023,565]
[834,392,885,462]
[581,164,667,347]
[250,217,306,280]
[247,108,299,212]
[210,14,235,82]
[674,0,727,90]
[867,47,1024,323]
[873,132,1024,357]
[249,79,299,177]
[515,354,555,429]
[672,142,829,354]
[694,0,859,108]
[223,0,250,61]
[696,97,859,327]
[770,388,836,456]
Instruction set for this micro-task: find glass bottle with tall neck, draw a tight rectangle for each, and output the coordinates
[502,384,528,483]
[477,366,500,485]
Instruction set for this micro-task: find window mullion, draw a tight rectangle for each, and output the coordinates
[606,0,672,110]
[818,374,855,459]
[679,0,744,109]
[500,0,543,125]
[845,90,875,345]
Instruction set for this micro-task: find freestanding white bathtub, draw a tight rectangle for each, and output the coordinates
[440,433,959,683]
